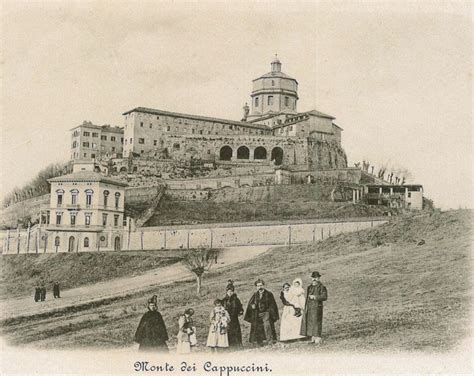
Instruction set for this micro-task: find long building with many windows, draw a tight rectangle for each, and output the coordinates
[70,57,348,170]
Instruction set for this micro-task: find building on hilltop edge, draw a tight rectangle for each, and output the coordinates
[70,58,347,172]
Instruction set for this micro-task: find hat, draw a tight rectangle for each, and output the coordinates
[311,271,321,278]
[254,279,265,286]
[184,308,195,316]
[147,295,158,304]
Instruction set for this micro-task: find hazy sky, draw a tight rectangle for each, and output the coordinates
[1,1,472,210]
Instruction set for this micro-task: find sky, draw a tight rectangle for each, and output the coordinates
[0,1,472,210]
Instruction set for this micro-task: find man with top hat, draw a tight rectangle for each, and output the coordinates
[134,295,169,352]
[300,271,328,344]
[244,279,279,346]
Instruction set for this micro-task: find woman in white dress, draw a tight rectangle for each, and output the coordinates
[206,299,231,352]
[279,278,305,341]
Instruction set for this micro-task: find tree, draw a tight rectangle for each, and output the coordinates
[180,248,220,295]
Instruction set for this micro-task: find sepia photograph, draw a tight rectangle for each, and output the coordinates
[0,1,472,374]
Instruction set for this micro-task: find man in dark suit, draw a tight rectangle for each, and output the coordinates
[244,279,279,346]
[300,271,328,344]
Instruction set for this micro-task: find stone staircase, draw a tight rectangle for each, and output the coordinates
[135,185,166,227]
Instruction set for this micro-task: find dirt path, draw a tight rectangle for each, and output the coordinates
[0,245,271,321]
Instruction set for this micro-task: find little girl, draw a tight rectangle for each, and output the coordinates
[206,299,230,352]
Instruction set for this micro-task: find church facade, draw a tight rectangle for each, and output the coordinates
[70,58,348,170]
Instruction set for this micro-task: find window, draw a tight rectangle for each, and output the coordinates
[153,140,157,146]
[83,131,90,136]
[56,212,62,225]
[130,138,133,144]
[71,190,78,205]
[103,190,109,207]
[199,130,203,135]
[271,80,275,86]
[268,96,274,105]
[72,141,77,148]
[85,189,93,207]
[125,139,127,145]
[207,150,211,154]
[255,97,259,107]
[138,138,145,144]
[56,190,64,206]
[120,137,123,143]
[55,236,60,246]
[83,142,89,147]
[285,97,289,106]
[157,116,160,119]
[111,136,116,142]
[149,123,152,128]
[83,153,87,157]
[92,132,99,137]
[91,154,96,159]
[408,192,412,198]
[141,150,144,154]
[84,237,89,247]
[114,214,119,227]
[229,125,233,130]
[115,192,121,208]
[112,147,115,152]
[289,126,293,131]
[140,122,143,127]
[102,213,108,226]
[167,126,170,131]
[84,213,91,226]
[70,212,76,226]
[101,135,107,140]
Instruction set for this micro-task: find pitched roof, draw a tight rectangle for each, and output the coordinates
[122,107,271,131]
[304,110,335,120]
[48,171,128,187]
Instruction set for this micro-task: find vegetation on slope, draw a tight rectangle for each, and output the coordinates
[144,201,388,226]
[1,162,71,209]
[0,251,181,299]
[1,210,471,352]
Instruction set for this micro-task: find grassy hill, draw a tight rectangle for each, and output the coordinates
[0,251,182,299]
[1,210,471,352]
[144,200,387,226]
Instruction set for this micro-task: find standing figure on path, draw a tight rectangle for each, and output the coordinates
[279,278,305,342]
[206,299,230,352]
[53,281,60,298]
[40,284,46,302]
[134,297,169,352]
[34,286,40,302]
[300,272,328,344]
[244,279,279,346]
[222,282,244,348]
[176,308,196,354]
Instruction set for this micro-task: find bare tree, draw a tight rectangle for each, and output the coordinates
[180,248,220,295]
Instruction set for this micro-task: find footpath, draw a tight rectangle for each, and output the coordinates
[0,245,270,321]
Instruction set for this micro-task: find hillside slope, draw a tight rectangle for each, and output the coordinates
[1,210,471,352]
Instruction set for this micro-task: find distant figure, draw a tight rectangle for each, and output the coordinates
[34,287,41,302]
[40,285,46,302]
[53,282,60,298]
[222,282,244,347]
[371,166,374,174]
[176,308,196,354]
[206,299,230,352]
[134,297,169,352]
[300,272,328,344]
[244,279,279,346]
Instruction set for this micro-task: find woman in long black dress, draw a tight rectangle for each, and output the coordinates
[222,282,244,348]
[134,297,169,352]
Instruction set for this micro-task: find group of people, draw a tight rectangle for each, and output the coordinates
[134,272,327,352]
[34,281,60,302]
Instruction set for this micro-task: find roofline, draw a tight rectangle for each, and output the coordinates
[48,175,128,187]
[252,75,299,85]
[69,124,123,133]
[122,107,271,131]
[332,123,344,130]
